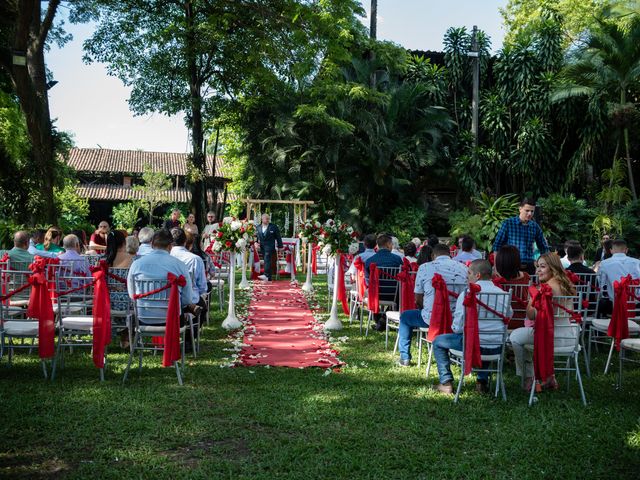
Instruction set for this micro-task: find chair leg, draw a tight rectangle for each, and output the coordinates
[417,334,423,368]
[581,326,591,378]
[99,367,105,382]
[575,353,587,406]
[566,357,571,390]
[528,375,537,407]
[618,347,624,389]
[41,360,48,380]
[174,361,183,386]
[384,320,389,349]
[425,345,433,379]
[454,373,464,403]
[122,335,137,384]
[393,331,400,355]
[365,312,372,337]
[604,339,615,374]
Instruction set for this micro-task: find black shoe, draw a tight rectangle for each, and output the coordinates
[373,322,386,332]
[397,358,411,367]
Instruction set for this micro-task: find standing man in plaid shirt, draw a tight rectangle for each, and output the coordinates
[493,197,549,275]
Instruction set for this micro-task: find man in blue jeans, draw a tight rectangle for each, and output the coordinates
[397,243,468,365]
[432,260,512,395]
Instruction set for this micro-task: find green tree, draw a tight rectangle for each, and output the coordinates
[78,0,363,227]
[552,14,640,200]
[133,164,172,224]
[111,200,142,231]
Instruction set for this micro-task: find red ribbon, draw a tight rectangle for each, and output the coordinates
[353,256,366,301]
[530,283,555,383]
[335,254,349,315]
[428,273,453,341]
[0,252,8,304]
[90,261,112,368]
[26,258,56,358]
[609,275,633,351]
[397,258,417,312]
[463,283,482,375]
[251,242,261,280]
[311,244,320,275]
[132,273,186,367]
[368,263,380,314]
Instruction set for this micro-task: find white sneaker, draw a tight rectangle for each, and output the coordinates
[258,275,268,281]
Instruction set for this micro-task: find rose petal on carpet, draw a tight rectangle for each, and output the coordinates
[239,281,342,368]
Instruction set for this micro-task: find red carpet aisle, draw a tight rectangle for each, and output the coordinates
[239,281,342,368]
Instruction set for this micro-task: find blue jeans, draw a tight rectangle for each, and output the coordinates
[398,309,428,361]
[433,333,502,384]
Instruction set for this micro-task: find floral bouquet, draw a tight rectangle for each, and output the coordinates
[208,217,255,253]
[318,218,359,257]
[298,220,322,244]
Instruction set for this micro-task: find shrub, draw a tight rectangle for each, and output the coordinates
[537,194,596,253]
[378,206,427,245]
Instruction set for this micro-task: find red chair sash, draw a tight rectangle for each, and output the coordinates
[26,258,56,358]
[463,283,482,375]
[609,275,634,351]
[336,253,349,315]
[90,261,112,368]
[530,283,555,383]
[368,263,380,314]
[428,273,453,341]
[311,244,320,275]
[397,258,417,312]
[353,256,366,301]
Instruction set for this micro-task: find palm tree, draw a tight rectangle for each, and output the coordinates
[552,15,640,200]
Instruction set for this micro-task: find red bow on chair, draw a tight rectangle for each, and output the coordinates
[353,256,367,302]
[530,283,555,383]
[428,273,453,342]
[311,244,320,275]
[609,275,633,351]
[397,258,417,312]
[368,263,380,314]
[27,257,56,359]
[335,254,349,315]
[463,283,482,375]
[164,272,186,367]
[90,260,112,369]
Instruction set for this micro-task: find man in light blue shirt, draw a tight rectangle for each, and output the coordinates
[170,228,207,302]
[453,235,483,264]
[397,243,468,366]
[135,227,155,258]
[597,239,640,315]
[58,235,90,280]
[128,230,194,325]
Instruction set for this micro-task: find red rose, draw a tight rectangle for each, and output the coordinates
[218,222,223,227]
[217,231,224,238]
[240,227,245,233]
[351,232,358,238]
[225,240,232,248]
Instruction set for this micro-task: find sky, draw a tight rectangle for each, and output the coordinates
[47,0,508,153]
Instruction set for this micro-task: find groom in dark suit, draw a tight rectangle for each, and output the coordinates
[256,213,283,281]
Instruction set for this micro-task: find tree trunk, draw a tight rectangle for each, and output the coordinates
[620,89,636,201]
[11,0,60,225]
[185,1,207,228]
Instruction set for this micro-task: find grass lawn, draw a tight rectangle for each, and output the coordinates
[1,274,639,479]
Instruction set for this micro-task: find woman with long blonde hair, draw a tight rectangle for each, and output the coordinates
[36,227,64,253]
[510,253,577,391]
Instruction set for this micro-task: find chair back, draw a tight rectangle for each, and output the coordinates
[623,283,640,324]
[375,266,401,303]
[54,268,94,316]
[132,278,174,326]
[447,282,467,313]
[398,270,418,311]
[108,267,131,315]
[572,272,599,319]
[551,294,583,350]
[501,282,529,329]
[471,290,512,351]
[83,254,101,267]
[0,268,33,324]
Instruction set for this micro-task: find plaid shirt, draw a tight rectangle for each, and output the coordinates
[492,216,549,264]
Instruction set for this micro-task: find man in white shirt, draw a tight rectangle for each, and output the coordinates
[397,243,468,366]
[432,260,512,395]
[136,227,155,257]
[58,235,90,279]
[597,239,640,316]
[170,228,208,330]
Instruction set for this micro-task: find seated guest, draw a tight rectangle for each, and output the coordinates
[126,235,140,256]
[560,240,580,268]
[404,242,418,263]
[391,236,404,258]
[104,230,134,268]
[347,234,377,277]
[493,245,529,329]
[8,231,34,267]
[171,228,208,335]
[453,235,483,264]
[58,234,90,278]
[36,227,64,253]
[596,239,640,316]
[510,253,577,391]
[427,234,439,248]
[411,237,422,248]
[365,234,404,331]
[189,233,216,282]
[89,221,110,253]
[397,243,468,366]
[163,209,182,230]
[136,227,154,257]
[566,245,595,275]
[127,229,197,324]
[417,245,433,266]
[432,260,512,394]
[184,213,199,235]
[28,229,58,259]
